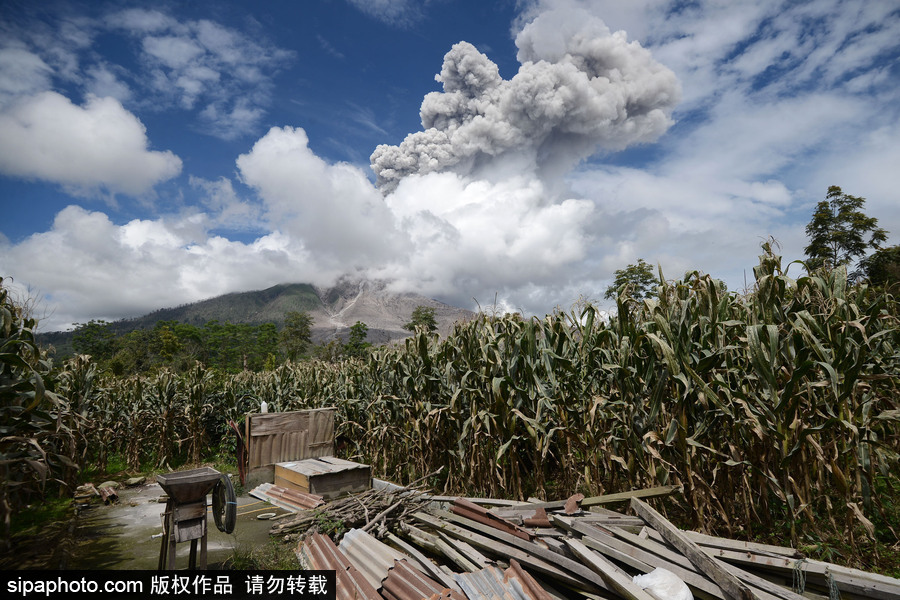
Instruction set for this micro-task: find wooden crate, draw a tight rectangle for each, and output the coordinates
[275,457,371,500]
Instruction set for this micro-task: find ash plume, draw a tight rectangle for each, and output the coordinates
[370,6,681,193]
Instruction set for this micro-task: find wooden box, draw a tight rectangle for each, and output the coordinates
[275,457,371,500]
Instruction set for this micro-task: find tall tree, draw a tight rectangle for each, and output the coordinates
[859,245,900,290]
[804,185,888,274]
[604,259,659,300]
[344,321,371,358]
[404,305,438,333]
[280,310,313,361]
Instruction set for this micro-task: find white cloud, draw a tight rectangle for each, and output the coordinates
[571,0,900,262]
[0,46,53,104]
[111,12,293,139]
[189,176,263,231]
[237,126,401,267]
[142,35,204,70]
[104,8,176,33]
[0,205,328,331]
[377,172,595,302]
[346,0,424,28]
[2,6,295,141]
[84,63,132,103]
[799,122,900,242]
[0,91,181,195]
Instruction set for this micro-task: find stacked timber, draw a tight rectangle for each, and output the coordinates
[290,484,900,600]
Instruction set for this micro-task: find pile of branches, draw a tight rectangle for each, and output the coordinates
[271,470,440,543]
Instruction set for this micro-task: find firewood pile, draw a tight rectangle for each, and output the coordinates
[290,484,900,600]
[271,472,438,541]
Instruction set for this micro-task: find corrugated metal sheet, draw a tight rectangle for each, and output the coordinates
[455,566,520,600]
[382,559,468,600]
[505,559,555,600]
[307,407,335,457]
[451,498,532,541]
[249,482,324,512]
[296,533,380,600]
[246,408,335,475]
[339,528,408,590]
[454,562,555,600]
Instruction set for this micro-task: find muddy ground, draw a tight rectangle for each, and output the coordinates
[2,478,292,570]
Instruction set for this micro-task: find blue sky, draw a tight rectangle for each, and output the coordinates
[1,0,899,332]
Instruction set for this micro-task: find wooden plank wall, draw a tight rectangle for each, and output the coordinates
[245,408,335,484]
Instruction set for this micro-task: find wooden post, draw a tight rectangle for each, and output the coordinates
[630,498,761,600]
[566,538,659,600]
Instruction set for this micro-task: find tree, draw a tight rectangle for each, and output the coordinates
[604,259,659,300]
[404,305,438,333]
[280,310,312,361]
[253,322,279,370]
[71,320,116,361]
[344,321,371,358]
[804,185,888,275]
[859,245,900,290]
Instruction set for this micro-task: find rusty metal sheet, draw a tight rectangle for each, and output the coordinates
[382,559,467,600]
[297,533,380,600]
[451,498,532,541]
[248,483,324,512]
[99,486,118,504]
[455,566,521,600]
[522,508,552,528]
[505,559,555,600]
[338,528,407,591]
[267,485,325,509]
[456,563,555,600]
[564,494,585,515]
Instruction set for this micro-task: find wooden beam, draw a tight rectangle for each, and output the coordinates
[435,530,494,571]
[630,498,761,600]
[426,496,533,507]
[553,515,727,600]
[411,511,597,592]
[385,532,464,593]
[674,530,802,559]
[565,538,660,600]
[696,546,900,600]
[492,485,682,515]
[429,509,615,595]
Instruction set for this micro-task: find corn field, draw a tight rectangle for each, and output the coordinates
[3,244,899,561]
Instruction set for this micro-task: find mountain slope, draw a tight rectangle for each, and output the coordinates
[38,280,474,355]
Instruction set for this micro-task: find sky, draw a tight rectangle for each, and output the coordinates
[1,0,899,333]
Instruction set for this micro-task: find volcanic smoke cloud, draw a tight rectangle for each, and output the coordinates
[370,6,681,193]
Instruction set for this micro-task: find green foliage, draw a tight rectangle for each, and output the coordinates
[604,258,660,300]
[227,539,299,570]
[313,512,347,538]
[71,320,116,361]
[344,321,371,358]
[83,319,283,375]
[804,185,888,275]
[0,278,79,546]
[860,245,900,291]
[404,305,438,333]
[280,311,313,361]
